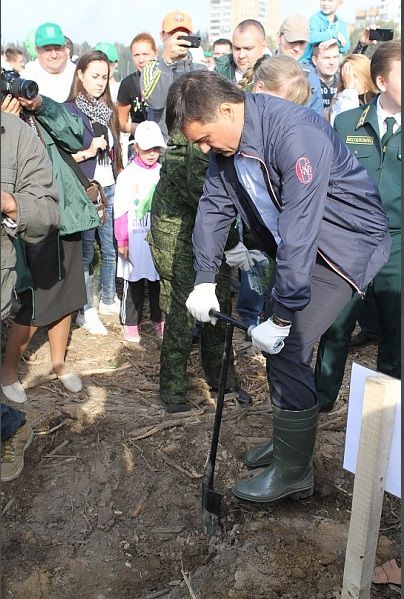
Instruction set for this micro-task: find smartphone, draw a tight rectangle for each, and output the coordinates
[177,35,201,49]
[369,28,394,42]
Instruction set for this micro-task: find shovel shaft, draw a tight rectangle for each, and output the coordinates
[206,321,233,488]
[209,309,249,332]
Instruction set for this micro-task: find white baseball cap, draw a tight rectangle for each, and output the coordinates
[133,121,167,150]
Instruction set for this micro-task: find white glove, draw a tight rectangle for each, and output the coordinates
[250,317,291,354]
[224,242,253,271]
[248,249,267,264]
[185,283,220,323]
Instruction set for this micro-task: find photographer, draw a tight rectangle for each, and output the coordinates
[1,111,59,481]
[141,10,206,139]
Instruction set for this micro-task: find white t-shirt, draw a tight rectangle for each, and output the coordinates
[94,128,115,188]
[114,160,161,282]
[23,59,76,102]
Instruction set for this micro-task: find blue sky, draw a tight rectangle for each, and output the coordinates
[2,0,373,46]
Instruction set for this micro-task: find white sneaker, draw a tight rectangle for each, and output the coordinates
[76,308,108,335]
[98,296,121,316]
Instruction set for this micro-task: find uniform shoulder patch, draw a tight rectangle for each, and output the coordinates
[346,135,374,145]
[356,105,370,129]
[295,156,313,184]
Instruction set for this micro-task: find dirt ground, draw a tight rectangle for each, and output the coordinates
[1,304,401,599]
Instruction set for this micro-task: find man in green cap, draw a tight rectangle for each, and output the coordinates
[95,42,120,102]
[24,22,75,102]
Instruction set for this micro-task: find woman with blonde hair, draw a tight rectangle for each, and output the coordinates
[330,53,378,125]
[239,55,311,106]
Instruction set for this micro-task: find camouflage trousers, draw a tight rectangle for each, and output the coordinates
[158,262,239,405]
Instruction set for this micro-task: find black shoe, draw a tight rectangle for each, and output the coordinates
[236,388,253,406]
[349,331,379,349]
[164,403,193,414]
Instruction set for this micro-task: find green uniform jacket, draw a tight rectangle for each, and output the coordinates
[149,132,239,300]
[35,96,100,236]
[15,97,101,295]
[334,96,401,234]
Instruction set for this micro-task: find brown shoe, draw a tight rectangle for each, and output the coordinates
[1,423,34,482]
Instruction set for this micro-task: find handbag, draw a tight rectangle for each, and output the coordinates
[56,145,107,225]
[84,179,107,225]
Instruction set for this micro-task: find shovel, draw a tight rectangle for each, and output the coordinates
[202,309,250,535]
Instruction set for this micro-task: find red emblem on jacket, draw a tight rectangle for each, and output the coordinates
[295,156,313,184]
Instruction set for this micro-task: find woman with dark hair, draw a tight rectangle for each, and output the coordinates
[65,50,123,335]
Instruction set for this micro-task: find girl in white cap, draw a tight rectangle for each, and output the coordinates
[113,120,166,343]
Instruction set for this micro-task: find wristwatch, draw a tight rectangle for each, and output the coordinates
[269,314,291,327]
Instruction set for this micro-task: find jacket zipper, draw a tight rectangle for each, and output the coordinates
[240,152,364,297]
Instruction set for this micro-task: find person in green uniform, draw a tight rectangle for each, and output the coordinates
[148,132,253,412]
[315,40,401,412]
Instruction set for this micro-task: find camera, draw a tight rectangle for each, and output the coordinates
[369,28,394,42]
[0,69,39,101]
[178,35,201,49]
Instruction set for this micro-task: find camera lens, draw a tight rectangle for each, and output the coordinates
[20,80,39,100]
[9,78,39,100]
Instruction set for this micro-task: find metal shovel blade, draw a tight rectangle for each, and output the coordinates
[202,480,222,535]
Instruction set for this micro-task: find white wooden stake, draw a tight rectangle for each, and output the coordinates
[341,374,399,599]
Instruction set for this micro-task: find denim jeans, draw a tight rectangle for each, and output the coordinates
[1,403,26,441]
[81,184,117,309]
[236,270,265,328]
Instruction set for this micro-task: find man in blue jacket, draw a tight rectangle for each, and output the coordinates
[165,70,390,505]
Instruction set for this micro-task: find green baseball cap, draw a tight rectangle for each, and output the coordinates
[95,42,119,63]
[35,22,65,47]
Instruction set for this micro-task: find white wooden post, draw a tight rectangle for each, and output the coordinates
[341,374,399,599]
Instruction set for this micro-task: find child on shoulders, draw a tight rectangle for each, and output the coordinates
[113,121,166,343]
[305,0,350,60]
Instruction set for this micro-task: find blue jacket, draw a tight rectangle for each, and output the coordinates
[300,59,324,115]
[304,11,350,59]
[192,94,390,321]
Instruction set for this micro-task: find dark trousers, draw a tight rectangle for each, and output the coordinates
[1,403,26,441]
[357,282,380,340]
[266,260,353,411]
[121,279,162,326]
[315,234,401,409]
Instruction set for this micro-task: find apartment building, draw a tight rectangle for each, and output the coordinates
[208,0,281,43]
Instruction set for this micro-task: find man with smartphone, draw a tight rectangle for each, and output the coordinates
[141,10,206,140]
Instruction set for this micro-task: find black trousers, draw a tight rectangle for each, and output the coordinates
[121,279,162,326]
[266,260,354,411]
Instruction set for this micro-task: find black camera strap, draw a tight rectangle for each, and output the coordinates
[21,110,46,147]
[56,144,93,190]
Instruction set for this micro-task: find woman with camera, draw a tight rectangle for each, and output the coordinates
[64,50,123,335]
[1,91,100,402]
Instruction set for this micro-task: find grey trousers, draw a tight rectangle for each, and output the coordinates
[266,260,354,410]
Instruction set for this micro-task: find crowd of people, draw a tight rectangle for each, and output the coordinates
[0,6,401,562]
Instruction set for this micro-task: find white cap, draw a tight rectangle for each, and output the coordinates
[133,121,167,150]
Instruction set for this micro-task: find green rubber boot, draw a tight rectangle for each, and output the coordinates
[233,404,318,503]
[244,440,273,469]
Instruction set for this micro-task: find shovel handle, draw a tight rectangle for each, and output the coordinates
[209,309,250,333]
